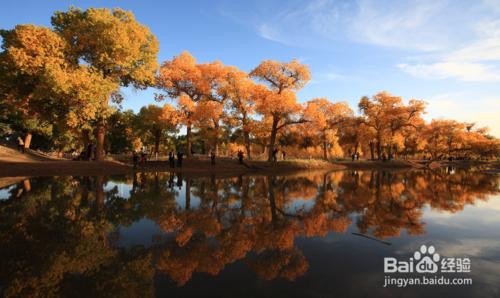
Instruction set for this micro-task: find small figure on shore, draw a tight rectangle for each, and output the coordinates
[140,147,148,166]
[237,150,244,164]
[177,152,183,167]
[132,151,139,168]
[355,152,360,160]
[92,145,97,161]
[272,148,279,162]
[86,143,93,161]
[210,150,216,166]
[17,136,24,153]
[351,153,355,161]
[282,149,286,160]
[168,151,175,168]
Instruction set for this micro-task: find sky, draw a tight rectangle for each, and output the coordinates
[1,0,499,136]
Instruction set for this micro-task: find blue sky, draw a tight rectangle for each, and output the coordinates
[1,0,499,136]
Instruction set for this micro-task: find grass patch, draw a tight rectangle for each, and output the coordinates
[275,158,332,169]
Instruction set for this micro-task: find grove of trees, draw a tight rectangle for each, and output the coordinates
[1,7,498,161]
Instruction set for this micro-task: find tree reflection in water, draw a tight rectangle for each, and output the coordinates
[0,169,498,296]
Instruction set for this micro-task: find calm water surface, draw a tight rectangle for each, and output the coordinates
[0,169,499,297]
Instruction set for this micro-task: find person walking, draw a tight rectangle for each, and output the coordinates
[272,148,279,162]
[140,147,148,166]
[281,149,286,160]
[168,151,175,168]
[177,152,183,167]
[86,143,93,161]
[237,150,244,165]
[132,151,139,168]
[210,150,216,166]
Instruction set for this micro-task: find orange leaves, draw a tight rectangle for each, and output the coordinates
[358,91,426,157]
[156,51,201,97]
[52,7,159,88]
[304,98,353,130]
[256,89,301,117]
[250,59,311,92]
[137,104,178,132]
[250,59,310,119]
[421,119,499,158]
[193,100,223,125]
[2,25,68,76]
[156,54,314,159]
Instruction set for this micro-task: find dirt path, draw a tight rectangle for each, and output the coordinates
[0,144,59,162]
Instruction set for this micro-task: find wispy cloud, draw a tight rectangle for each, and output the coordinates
[349,0,450,51]
[397,62,500,82]
[309,69,352,84]
[398,19,500,81]
[248,0,500,82]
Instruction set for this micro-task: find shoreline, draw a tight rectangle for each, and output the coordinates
[0,158,498,179]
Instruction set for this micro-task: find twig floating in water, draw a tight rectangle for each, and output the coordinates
[352,232,392,245]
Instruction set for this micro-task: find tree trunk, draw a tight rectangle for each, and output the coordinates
[244,130,251,160]
[95,120,105,161]
[376,141,381,160]
[267,176,278,223]
[369,142,375,160]
[213,121,219,156]
[82,129,90,150]
[186,123,192,158]
[23,132,32,149]
[154,129,161,157]
[268,116,279,161]
[323,133,328,160]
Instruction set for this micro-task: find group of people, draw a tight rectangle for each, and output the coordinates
[271,148,286,162]
[132,147,150,167]
[380,153,394,162]
[211,150,245,166]
[68,143,96,160]
[132,148,248,169]
[168,151,184,168]
[351,152,360,161]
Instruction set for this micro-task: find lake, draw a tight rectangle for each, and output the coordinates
[0,168,499,297]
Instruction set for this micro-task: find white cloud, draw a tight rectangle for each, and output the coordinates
[397,62,500,81]
[249,0,500,82]
[309,70,350,84]
[349,0,450,51]
[258,24,286,44]
[397,19,500,81]
[254,0,472,51]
